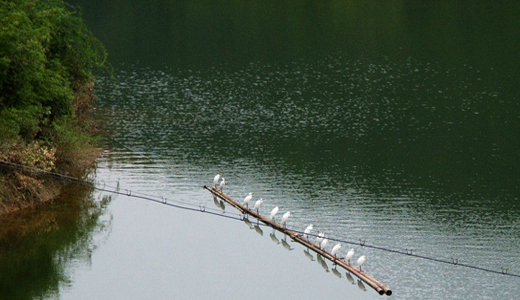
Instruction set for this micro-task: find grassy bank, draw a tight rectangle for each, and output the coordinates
[0,0,106,213]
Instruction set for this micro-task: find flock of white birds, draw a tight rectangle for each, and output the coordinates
[213,174,367,271]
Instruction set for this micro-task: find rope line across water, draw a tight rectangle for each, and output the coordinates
[1,160,519,279]
[0,160,241,218]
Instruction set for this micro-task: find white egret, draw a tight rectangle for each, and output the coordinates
[253,198,263,213]
[219,177,226,191]
[280,211,291,227]
[243,192,253,208]
[331,243,341,257]
[269,206,279,220]
[304,224,313,239]
[213,174,220,188]
[345,249,355,265]
[320,237,329,250]
[316,232,325,245]
[357,255,367,272]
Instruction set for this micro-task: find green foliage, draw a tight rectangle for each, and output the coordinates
[0,105,44,141]
[0,0,106,143]
[52,116,99,176]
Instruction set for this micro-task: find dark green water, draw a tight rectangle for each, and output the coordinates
[2,1,520,299]
[79,0,520,200]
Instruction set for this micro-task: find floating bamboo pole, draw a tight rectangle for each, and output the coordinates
[204,186,392,296]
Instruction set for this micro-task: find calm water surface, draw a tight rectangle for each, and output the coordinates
[3,1,520,299]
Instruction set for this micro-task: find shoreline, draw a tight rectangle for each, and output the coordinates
[0,83,102,216]
[0,0,106,215]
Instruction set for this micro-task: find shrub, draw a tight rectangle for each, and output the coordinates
[0,0,106,208]
[52,116,100,177]
[0,0,106,142]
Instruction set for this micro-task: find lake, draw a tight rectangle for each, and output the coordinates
[1,1,519,299]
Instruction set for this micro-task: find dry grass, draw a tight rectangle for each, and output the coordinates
[0,81,101,215]
[0,173,63,215]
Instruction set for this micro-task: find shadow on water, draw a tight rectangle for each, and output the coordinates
[0,185,112,300]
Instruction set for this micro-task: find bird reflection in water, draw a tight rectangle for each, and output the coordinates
[254,224,263,236]
[332,267,342,278]
[270,232,281,245]
[281,235,293,251]
[243,217,254,229]
[303,249,315,261]
[211,195,225,212]
[357,279,367,291]
[242,192,253,209]
[317,254,329,272]
[253,198,263,214]
[346,272,355,284]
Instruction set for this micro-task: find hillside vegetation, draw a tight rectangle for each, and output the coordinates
[0,0,106,212]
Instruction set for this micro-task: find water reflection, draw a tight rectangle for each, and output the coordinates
[317,254,329,273]
[96,56,520,206]
[212,195,219,208]
[71,0,520,298]
[212,195,226,212]
[346,272,355,285]
[357,279,367,292]
[281,237,294,251]
[0,185,111,300]
[303,249,315,261]
[269,232,281,245]
[332,267,342,278]
[243,217,254,229]
[253,225,263,236]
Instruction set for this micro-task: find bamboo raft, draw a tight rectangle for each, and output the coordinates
[204,186,392,296]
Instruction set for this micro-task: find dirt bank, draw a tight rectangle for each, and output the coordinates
[0,82,101,216]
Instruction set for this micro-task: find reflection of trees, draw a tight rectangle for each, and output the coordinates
[0,185,112,300]
[72,0,520,74]
[79,0,520,202]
